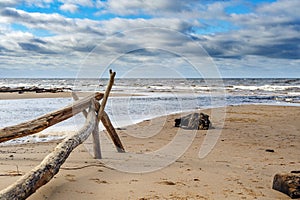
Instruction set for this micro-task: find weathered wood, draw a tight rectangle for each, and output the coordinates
[97,69,116,121]
[73,70,116,159]
[73,92,125,153]
[0,92,103,143]
[0,71,117,199]
[92,99,102,159]
[0,107,97,200]
[174,112,211,130]
[92,122,102,158]
[93,70,116,157]
[272,172,300,199]
[71,92,88,117]
[73,93,102,158]
[101,111,125,152]
[93,97,125,153]
[72,93,102,158]
[187,113,199,129]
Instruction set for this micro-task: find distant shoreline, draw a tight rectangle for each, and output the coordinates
[0,92,142,100]
[0,92,73,100]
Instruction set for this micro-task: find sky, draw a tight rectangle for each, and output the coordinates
[0,0,299,78]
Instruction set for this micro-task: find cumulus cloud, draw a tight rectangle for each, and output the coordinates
[0,0,19,7]
[59,0,94,7]
[200,0,300,59]
[59,0,95,13]
[0,7,70,34]
[100,0,199,16]
[60,3,78,13]
[0,0,299,77]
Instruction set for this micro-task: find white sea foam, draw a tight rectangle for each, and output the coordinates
[230,85,300,91]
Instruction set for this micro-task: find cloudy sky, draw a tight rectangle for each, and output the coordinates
[0,0,299,78]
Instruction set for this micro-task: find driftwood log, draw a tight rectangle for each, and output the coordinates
[0,106,97,200]
[93,71,125,152]
[273,172,300,199]
[0,70,119,199]
[92,112,102,159]
[0,92,103,143]
[92,70,116,158]
[101,111,125,152]
[97,70,115,122]
[72,93,125,153]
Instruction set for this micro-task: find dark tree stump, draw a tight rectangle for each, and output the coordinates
[174,112,211,130]
[272,172,300,199]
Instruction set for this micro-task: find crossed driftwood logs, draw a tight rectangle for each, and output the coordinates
[0,70,124,200]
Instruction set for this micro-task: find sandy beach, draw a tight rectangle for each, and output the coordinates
[0,104,299,199]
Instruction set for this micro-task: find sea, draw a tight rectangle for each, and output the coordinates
[0,78,300,144]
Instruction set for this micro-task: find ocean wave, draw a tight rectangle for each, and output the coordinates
[229,85,300,92]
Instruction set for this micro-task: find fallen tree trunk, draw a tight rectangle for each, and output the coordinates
[0,106,97,200]
[0,92,103,143]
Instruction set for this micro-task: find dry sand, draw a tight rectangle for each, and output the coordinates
[0,105,299,199]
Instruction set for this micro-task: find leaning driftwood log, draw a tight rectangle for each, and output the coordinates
[92,69,116,158]
[272,172,300,199]
[72,92,125,153]
[0,92,103,143]
[101,111,125,152]
[97,69,115,122]
[0,106,97,200]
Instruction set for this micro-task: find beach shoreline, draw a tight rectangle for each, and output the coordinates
[0,91,144,100]
[0,104,299,199]
[0,91,73,100]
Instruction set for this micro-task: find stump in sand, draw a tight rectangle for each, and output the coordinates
[174,112,211,130]
[272,172,300,199]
